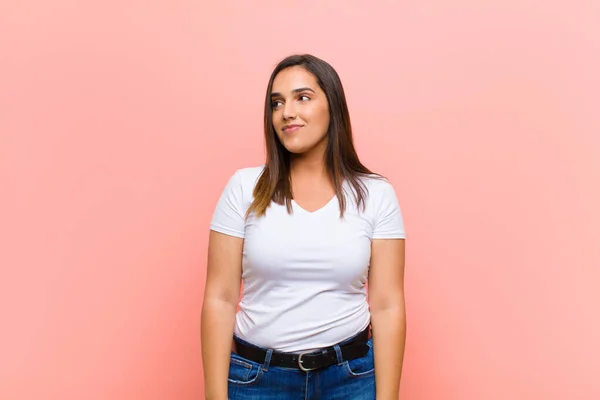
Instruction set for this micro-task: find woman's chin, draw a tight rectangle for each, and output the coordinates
[283,143,309,155]
[283,141,327,157]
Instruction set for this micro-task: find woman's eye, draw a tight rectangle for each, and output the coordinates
[272,100,283,108]
[299,95,310,101]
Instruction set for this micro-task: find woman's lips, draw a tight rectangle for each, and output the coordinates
[282,125,303,133]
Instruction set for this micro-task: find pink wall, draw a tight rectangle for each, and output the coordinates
[1,1,599,399]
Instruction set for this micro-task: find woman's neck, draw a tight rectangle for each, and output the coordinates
[290,147,327,175]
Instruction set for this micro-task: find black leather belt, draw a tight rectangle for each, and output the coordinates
[233,327,370,372]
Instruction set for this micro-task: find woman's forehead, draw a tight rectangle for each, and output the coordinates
[272,67,319,93]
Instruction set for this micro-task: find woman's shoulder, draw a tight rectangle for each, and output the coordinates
[354,173,402,214]
[357,173,405,235]
[213,165,264,216]
[222,165,265,203]
[233,164,265,185]
[358,173,396,195]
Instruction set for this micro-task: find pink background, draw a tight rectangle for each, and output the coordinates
[1,1,599,399]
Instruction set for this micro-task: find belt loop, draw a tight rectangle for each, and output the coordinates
[262,348,273,372]
[333,344,344,365]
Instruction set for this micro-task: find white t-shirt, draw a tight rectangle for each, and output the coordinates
[209,165,405,352]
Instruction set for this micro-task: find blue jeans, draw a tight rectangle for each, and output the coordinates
[227,333,376,399]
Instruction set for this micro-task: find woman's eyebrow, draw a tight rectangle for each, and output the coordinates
[270,87,316,97]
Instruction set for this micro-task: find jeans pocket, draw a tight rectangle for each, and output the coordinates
[228,353,262,385]
[344,339,375,378]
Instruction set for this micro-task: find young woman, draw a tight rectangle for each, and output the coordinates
[201,54,406,399]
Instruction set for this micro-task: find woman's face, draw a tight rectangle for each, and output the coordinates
[270,66,330,156]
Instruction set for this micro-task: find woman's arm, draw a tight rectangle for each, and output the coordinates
[201,230,244,400]
[368,238,406,399]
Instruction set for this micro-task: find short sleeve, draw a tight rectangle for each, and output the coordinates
[372,180,406,239]
[209,170,246,238]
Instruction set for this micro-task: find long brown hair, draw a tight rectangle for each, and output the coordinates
[247,54,380,218]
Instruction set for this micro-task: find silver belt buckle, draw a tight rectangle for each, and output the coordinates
[297,352,316,372]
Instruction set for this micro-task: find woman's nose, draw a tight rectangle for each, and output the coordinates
[282,102,297,120]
